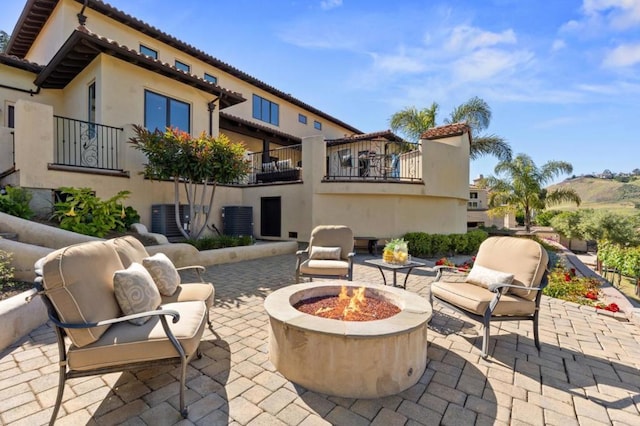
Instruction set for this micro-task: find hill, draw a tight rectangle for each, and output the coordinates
[548,177,640,214]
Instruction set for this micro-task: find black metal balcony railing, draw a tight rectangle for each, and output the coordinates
[244,145,303,184]
[324,140,422,182]
[54,115,123,170]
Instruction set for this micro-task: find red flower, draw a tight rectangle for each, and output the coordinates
[564,273,572,282]
[606,303,620,313]
[570,268,576,276]
[585,291,598,300]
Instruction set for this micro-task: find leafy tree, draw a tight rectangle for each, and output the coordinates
[129,126,250,239]
[0,31,9,52]
[482,154,581,232]
[389,96,512,161]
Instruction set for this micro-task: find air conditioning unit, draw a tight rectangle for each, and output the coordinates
[151,204,190,237]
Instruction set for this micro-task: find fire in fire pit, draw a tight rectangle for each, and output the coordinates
[294,285,400,321]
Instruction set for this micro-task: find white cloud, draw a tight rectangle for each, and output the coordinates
[320,0,343,11]
[370,50,429,74]
[563,0,640,33]
[452,48,533,83]
[603,42,640,67]
[445,25,517,51]
[551,39,567,51]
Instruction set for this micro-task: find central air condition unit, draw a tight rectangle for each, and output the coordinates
[151,204,190,238]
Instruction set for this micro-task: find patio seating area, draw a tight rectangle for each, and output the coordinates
[1,253,640,425]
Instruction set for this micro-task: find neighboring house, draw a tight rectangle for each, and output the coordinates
[0,0,471,242]
[467,180,516,229]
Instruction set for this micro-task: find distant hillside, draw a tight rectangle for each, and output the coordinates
[548,177,640,214]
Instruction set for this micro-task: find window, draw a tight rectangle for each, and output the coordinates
[139,45,158,59]
[468,201,478,208]
[252,94,279,126]
[298,113,307,124]
[7,104,14,128]
[88,82,96,137]
[470,192,478,199]
[204,73,217,84]
[314,120,322,130]
[175,60,190,73]
[144,90,190,133]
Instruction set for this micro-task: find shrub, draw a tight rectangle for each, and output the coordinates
[185,234,253,251]
[402,230,488,258]
[51,187,137,237]
[0,250,15,286]
[0,186,33,219]
[543,264,601,305]
[534,209,562,226]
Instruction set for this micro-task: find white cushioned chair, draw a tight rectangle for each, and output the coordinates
[295,225,355,283]
[33,238,213,424]
[431,236,549,358]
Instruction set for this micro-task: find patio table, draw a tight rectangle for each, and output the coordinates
[364,258,427,288]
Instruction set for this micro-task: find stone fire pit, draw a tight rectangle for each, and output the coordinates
[264,281,432,398]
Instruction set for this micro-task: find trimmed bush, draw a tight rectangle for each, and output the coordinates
[402,230,488,258]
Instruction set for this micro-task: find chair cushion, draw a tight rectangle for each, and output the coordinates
[432,280,536,316]
[113,263,162,325]
[107,236,149,268]
[300,259,350,277]
[465,265,514,293]
[473,237,548,300]
[143,253,180,296]
[310,246,342,260]
[67,301,206,371]
[308,225,354,260]
[161,282,215,309]
[40,241,123,348]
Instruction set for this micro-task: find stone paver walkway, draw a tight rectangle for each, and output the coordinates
[1,253,640,425]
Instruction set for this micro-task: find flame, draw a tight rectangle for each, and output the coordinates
[341,285,367,319]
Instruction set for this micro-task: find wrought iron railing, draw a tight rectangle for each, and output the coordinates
[242,145,303,184]
[324,140,422,182]
[54,115,123,170]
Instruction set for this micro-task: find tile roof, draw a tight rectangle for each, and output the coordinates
[421,122,471,142]
[0,52,44,73]
[220,112,302,145]
[7,0,362,134]
[32,26,245,108]
[326,129,407,146]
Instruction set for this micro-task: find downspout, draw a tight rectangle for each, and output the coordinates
[208,96,219,136]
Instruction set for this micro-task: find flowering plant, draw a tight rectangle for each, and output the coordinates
[596,303,620,313]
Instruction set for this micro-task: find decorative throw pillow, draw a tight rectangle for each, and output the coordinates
[113,263,162,325]
[262,162,277,172]
[142,253,180,296]
[465,264,514,293]
[277,159,292,170]
[309,246,342,260]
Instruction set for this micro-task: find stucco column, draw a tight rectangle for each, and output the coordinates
[14,100,54,188]
[301,135,325,241]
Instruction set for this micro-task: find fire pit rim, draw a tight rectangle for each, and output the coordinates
[264,281,432,338]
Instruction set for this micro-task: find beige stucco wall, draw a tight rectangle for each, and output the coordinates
[28,0,353,140]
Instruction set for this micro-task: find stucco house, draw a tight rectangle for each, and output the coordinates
[0,0,471,243]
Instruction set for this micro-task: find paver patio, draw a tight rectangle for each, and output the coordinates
[1,253,639,425]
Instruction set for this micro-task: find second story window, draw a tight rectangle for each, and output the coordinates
[298,114,307,124]
[314,120,322,130]
[252,94,279,126]
[204,73,218,84]
[470,192,478,199]
[144,90,190,133]
[139,44,158,59]
[175,60,190,73]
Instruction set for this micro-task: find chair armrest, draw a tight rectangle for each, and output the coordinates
[433,265,467,281]
[175,265,205,282]
[48,309,181,329]
[296,249,308,256]
[487,283,544,293]
[347,252,356,258]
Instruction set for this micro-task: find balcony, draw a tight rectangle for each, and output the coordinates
[244,145,302,185]
[53,115,124,172]
[324,140,422,182]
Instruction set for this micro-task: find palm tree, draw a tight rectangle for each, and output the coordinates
[482,154,581,232]
[389,96,512,161]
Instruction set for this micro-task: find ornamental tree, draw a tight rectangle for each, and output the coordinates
[129,125,250,239]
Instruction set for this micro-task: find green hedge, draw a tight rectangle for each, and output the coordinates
[402,230,488,258]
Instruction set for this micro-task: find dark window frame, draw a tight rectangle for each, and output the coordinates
[252,94,279,126]
[7,104,15,128]
[139,44,158,59]
[298,113,307,125]
[313,120,322,130]
[175,60,191,73]
[144,89,191,133]
[204,73,217,84]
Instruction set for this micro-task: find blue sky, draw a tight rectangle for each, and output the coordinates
[3,0,640,182]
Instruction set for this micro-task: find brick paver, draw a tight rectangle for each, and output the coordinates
[1,252,640,425]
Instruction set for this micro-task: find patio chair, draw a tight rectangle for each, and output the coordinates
[295,225,355,283]
[430,236,549,358]
[33,239,210,424]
